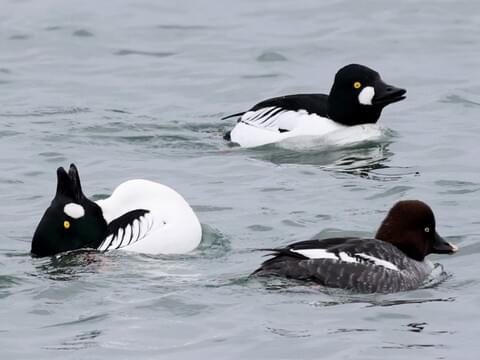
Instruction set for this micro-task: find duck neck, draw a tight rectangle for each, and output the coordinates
[327,91,383,126]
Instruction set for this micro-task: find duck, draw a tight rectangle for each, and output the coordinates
[253,200,458,293]
[31,164,202,257]
[223,64,406,148]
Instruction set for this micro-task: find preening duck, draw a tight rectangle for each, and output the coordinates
[223,64,406,148]
[31,164,202,257]
[253,200,458,293]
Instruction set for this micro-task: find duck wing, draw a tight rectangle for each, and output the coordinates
[222,94,329,132]
[98,209,153,251]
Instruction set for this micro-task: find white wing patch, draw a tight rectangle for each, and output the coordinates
[98,213,154,251]
[292,248,399,272]
[292,248,338,260]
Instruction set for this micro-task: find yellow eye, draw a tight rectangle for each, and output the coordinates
[64,221,70,229]
[353,81,362,89]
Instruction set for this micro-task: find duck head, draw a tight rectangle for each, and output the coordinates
[31,164,107,257]
[328,64,407,126]
[375,200,458,261]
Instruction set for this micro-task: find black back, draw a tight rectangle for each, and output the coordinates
[250,94,329,117]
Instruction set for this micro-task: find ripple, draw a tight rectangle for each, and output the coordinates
[44,25,63,31]
[0,275,21,288]
[242,73,281,79]
[43,329,101,350]
[366,185,413,200]
[267,326,310,338]
[157,24,210,30]
[43,313,109,328]
[0,177,23,184]
[33,251,109,281]
[9,34,30,40]
[247,224,273,232]
[256,51,288,62]
[436,179,480,194]
[0,130,21,138]
[0,107,89,117]
[192,224,231,259]
[114,49,175,58]
[252,140,399,179]
[441,94,480,107]
[72,29,94,37]
[192,205,233,212]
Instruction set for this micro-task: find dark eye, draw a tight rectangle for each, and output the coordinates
[353,81,362,89]
[424,227,430,233]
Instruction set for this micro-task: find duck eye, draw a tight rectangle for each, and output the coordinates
[353,81,362,89]
[64,220,71,229]
[424,227,430,233]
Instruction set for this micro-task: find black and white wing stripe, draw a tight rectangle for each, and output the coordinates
[98,209,153,251]
[223,94,330,133]
[239,107,300,132]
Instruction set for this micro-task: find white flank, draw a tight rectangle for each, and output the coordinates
[230,109,345,148]
[358,86,375,105]
[292,248,399,271]
[96,179,202,254]
[64,203,85,219]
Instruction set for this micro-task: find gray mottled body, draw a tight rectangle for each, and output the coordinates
[254,238,433,293]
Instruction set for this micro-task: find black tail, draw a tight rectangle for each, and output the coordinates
[250,247,309,276]
[221,112,245,120]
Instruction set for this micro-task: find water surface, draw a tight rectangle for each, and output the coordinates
[2,0,480,359]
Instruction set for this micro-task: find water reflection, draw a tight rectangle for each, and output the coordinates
[33,251,109,281]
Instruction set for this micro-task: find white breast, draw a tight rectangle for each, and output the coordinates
[96,179,202,254]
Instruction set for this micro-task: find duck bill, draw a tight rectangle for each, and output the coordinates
[372,80,407,107]
[431,232,458,254]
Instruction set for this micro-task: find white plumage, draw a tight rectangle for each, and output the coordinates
[230,108,346,148]
[96,179,202,254]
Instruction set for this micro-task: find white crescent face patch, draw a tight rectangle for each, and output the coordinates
[358,86,375,105]
[64,203,85,219]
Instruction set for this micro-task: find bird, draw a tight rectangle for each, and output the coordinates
[223,64,406,148]
[253,200,457,293]
[31,164,202,257]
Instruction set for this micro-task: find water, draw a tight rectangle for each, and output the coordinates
[1,0,480,358]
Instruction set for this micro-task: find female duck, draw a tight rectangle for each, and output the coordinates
[31,164,202,257]
[253,200,458,293]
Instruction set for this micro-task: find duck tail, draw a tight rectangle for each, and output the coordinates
[221,112,245,120]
